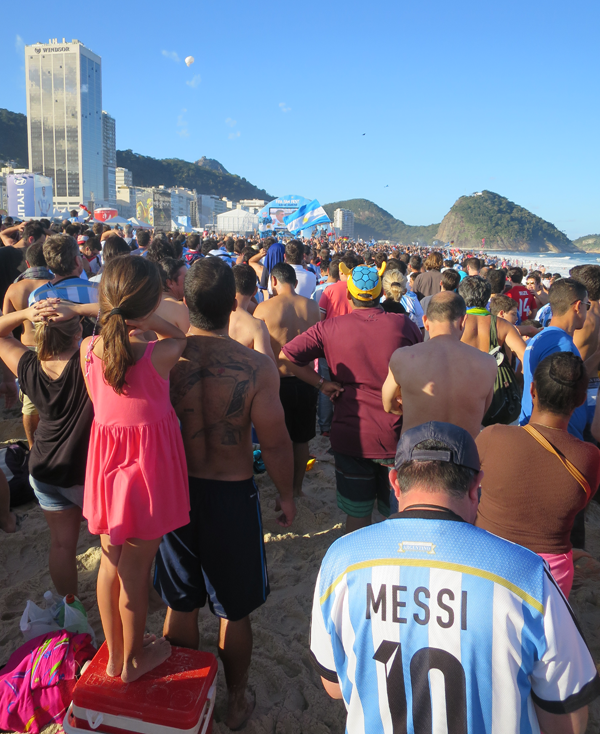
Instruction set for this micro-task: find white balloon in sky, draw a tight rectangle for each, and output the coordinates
[185,56,195,67]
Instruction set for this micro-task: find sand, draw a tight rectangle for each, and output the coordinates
[2,423,600,733]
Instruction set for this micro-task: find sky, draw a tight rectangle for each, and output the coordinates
[2,0,599,239]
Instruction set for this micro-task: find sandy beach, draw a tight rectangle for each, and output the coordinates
[2,417,600,733]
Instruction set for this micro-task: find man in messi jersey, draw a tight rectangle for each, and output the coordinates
[310,422,599,734]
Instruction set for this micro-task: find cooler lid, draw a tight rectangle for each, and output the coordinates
[73,643,218,729]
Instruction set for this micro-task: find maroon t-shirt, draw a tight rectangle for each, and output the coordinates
[282,308,423,459]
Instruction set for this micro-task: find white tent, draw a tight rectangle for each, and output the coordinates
[128,217,153,229]
[215,209,259,234]
[103,215,133,226]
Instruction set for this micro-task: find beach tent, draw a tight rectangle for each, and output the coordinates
[128,217,153,229]
[172,220,194,233]
[215,208,259,234]
[103,215,133,226]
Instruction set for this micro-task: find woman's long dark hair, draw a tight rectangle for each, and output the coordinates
[533,352,588,416]
[98,257,162,394]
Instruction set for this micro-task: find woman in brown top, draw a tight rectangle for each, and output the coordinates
[476,351,600,596]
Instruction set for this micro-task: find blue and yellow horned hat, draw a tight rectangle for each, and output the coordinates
[340,261,387,301]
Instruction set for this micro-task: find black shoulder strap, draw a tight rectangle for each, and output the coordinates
[489,315,499,350]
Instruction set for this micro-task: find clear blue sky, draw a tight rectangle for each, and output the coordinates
[2,0,599,238]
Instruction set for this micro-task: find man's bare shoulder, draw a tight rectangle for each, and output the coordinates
[170,335,273,407]
[8,278,40,297]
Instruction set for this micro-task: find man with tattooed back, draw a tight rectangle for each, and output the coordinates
[154,257,295,731]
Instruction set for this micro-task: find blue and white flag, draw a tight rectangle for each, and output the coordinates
[284,200,330,233]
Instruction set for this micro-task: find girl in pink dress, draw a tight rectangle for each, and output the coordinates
[80,256,190,682]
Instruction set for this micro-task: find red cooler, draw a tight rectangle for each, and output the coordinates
[64,642,217,734]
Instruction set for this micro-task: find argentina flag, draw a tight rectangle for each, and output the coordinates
[284,200,331,233]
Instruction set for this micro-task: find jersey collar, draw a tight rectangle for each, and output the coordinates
[389,505,466,523]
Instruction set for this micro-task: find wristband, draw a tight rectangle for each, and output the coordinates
[317,376,325,391]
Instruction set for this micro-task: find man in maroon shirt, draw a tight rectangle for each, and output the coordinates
[280,265,422,533]
[506,267,538,322]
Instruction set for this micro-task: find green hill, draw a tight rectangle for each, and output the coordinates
[436,191,578,252]
[117,150,273,201]
[323,199,439,243]
[0,109,28,167]
[573,234,600,253]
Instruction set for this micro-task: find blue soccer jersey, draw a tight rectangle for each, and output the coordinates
[29,277,99,306]
[310,510,599,734]
[519,327,587,439]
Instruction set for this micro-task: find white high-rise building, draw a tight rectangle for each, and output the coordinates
[115,167,132,187]
[25,38,104,210]
[334,208,355,238]
[102,111,116,204]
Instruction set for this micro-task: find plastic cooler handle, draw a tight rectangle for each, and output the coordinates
[86,711,104,730]
[199,683,217,734]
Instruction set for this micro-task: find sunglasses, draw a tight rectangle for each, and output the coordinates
[571,300,591,311]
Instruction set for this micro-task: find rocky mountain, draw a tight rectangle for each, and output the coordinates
[573,234,600,253]
[435,191,579,253]
[323,199,439,243]
[195,157,229,175]
[0,109,28,167]
[116,150,273,202]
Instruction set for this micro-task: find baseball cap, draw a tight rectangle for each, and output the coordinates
[395,422,480,472]
[77,235,89,245]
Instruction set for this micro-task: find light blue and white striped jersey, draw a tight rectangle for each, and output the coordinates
[310,510,599,734]
[401,291,424,329]
[29,277,99,306]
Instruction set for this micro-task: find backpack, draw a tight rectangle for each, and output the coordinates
[482,316,522,426]
[0,441,33,507]
[184,251,202,266]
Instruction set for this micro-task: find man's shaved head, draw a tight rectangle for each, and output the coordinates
[426,291,467,322]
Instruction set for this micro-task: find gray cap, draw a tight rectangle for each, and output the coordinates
[395,421,480,472]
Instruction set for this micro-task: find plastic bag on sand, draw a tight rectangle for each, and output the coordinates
[20,590,96,644]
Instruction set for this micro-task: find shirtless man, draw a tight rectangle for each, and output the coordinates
[382,291,497,437]
[154,257,295,731]
[228,265,275,361]
[458,275,526,363]
[155,258,190,335]
[254,262,320,496]
[571,265,600,362]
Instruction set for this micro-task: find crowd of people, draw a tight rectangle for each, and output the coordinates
[1,212,600,733]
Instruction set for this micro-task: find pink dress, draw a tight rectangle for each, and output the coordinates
[83,339,190,545]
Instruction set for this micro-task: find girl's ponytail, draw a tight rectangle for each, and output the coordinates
[99,308,135,394]
[98,256,162,395]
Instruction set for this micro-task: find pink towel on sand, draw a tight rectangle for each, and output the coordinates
[0,630,96,733]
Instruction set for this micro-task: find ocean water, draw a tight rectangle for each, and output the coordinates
[483,251,600,277]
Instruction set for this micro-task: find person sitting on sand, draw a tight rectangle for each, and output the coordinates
[0,298,96,588]
[382,291,497,438]
[81,256,190,683]
[154,257,295,730]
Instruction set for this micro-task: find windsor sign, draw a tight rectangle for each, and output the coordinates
[34,46,72,54]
